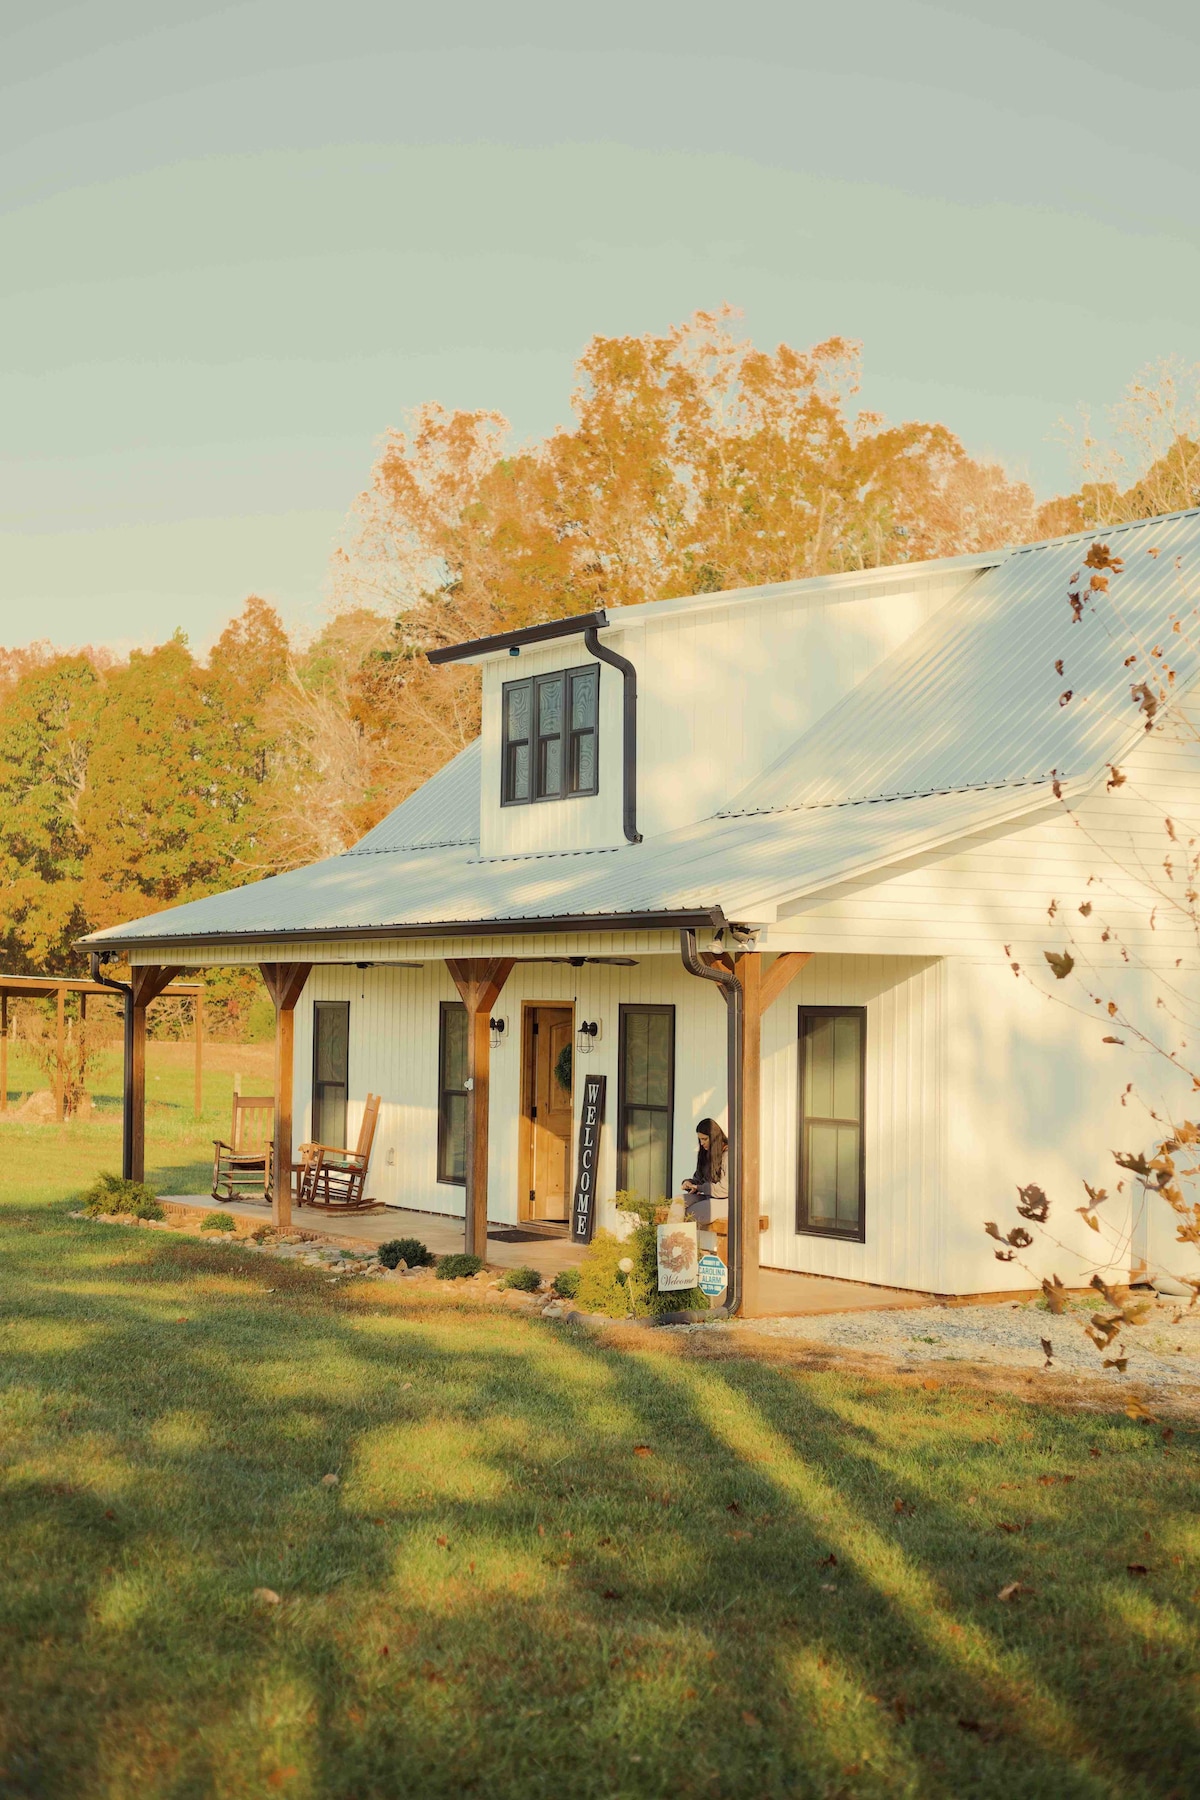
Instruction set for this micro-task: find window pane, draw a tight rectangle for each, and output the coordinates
[538,736,562,797]
[624,1011,649,1105]
[803,1015,835,1119]
[836,1124,861,1228]
[444,1093,467,1184]
[443,1004,467,1090]
[571,667,597,730]
[507,742,529,801]
[506,682,530,740]
[831,1014,862,1119]
[312,1002,349,1147]
[625,1107,670,1206]
[571,730,596,793]
[806,1122,841,1225]
[538,675,563,735]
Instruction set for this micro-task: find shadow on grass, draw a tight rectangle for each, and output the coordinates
[0,1204,1195,1799]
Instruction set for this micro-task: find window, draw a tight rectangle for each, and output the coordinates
[797,1006,866,1240]
[438,1001,469,1184]
[311,1001,349,1148]
[501,664,599,804]
[618,1004,674,1205]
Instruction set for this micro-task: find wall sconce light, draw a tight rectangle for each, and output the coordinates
[576,1019,601,1055]
[489,1015,508,1049]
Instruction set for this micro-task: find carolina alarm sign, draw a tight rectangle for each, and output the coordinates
[570,1074,606,1244]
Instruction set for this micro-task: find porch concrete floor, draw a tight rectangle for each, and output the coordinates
[163,1197,931,1316]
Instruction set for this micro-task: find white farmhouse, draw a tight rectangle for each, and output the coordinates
[83,507,1200,1311]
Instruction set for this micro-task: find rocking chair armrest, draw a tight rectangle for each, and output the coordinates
[213,1139,233,1151]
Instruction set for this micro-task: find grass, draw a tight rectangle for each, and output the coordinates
[0,1107,1198,1795]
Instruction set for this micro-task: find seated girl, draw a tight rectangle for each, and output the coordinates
[680,1117,729,1226]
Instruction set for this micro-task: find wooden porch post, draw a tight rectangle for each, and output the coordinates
[193,992,204,1120]
[55,985,65,1122]
[259,964,312,1229]
[128,967,183,1182]
[445,958,514,1257]
[1,994,7,1114]
[733,951,812,1318]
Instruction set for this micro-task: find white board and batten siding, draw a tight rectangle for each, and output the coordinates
[286,951,961,1294]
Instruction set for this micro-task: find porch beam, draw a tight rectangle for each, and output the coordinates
[259,963,313,1229]
[445,957,515,1257]
[759,950,813,1015]
[127,966,184,1183]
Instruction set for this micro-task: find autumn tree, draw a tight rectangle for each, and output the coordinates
[0,655,102,971]
[333,310,1035,763]
[1037,357,1200,537]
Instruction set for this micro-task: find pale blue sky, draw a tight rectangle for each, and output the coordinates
[2,0,1198,650]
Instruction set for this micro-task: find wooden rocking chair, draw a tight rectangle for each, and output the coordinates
[297,1093,383,1213]
[212,1094,275,1202]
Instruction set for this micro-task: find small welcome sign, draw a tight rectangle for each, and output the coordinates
[570,1074,606,1244]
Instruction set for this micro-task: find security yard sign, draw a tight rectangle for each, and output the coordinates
[697,1252,728,1297]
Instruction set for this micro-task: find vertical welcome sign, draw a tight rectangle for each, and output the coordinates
[570,1074,606,1244]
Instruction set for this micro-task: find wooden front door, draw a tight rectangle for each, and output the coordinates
[520,1005,574,1223]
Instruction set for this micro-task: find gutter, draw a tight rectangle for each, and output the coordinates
[89,951,134,1181]
[77,906,730,955]
[426,610,609,665]
[671,926,744,1321]
[583,623,641,844]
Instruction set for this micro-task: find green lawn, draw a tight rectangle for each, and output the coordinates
[0,1126,1197,1796]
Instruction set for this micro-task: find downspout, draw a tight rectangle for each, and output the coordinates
[677,927,743,1319]
[583,622,642,845]
[89,951,134,1182]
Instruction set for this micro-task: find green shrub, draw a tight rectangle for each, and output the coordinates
[573,1211,710,1318]
[80,1172,165,1222]
[552,1267,581,1300]
[435,1253,485,1281]
[378,1237,434,1270]
[572,1231,633,1319]
[200,1212,236,1233]
[501,1265,542,1293]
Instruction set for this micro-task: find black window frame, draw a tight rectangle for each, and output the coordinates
[616,1002,675,1204]
[796,1004,867,1243]
[311,1000,350,1149]
[501,663,599,806]
[437,1000,469,1186]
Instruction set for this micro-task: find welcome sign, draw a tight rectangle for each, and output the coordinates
[570,1074,606,1244]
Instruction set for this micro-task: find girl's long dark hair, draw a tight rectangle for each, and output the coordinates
[695,1117,727,1183]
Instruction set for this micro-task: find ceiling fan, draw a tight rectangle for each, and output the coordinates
[516,955,640,967]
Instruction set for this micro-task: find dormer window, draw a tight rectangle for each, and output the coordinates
[502,665,599,804]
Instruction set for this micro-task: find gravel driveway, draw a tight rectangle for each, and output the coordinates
[677,1293,1200,1397]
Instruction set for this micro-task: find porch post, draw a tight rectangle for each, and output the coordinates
[734,951,812,1318]
[1,994,7,1114]
[193,991,204,1120]
[259,964,313,1229]
[55,985,65,1122]
[446,958,515,1257]
[128,967,183,1183]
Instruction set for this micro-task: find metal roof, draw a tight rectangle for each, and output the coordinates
[721,508,1200,816]
[348,740,480,853]
[82,509,1200,949]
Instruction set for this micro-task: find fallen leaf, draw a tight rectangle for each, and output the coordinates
[253,1587,281,1606]
[997,1581,1023,1602]
[380,1644,389,1657]
[633,1445,653,1457]
[601,1588,621,1600]
[997,1521,1022,1535]
[435,1535,449,1548]
[267,1770,297,1790]
[922,1378,939,1392]
[726,1500,742,1514]
[893,1498,914,1516]
[1127,1563,1150,1577]
[1125,1399,1158,1422]
[1162,1428,1176,1446]
[819,1552,838,1568]
[957,1718,1000,1742]
[891,1697,909,1724]
[320,1473,339,1487]
[741,1711,761,1728]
